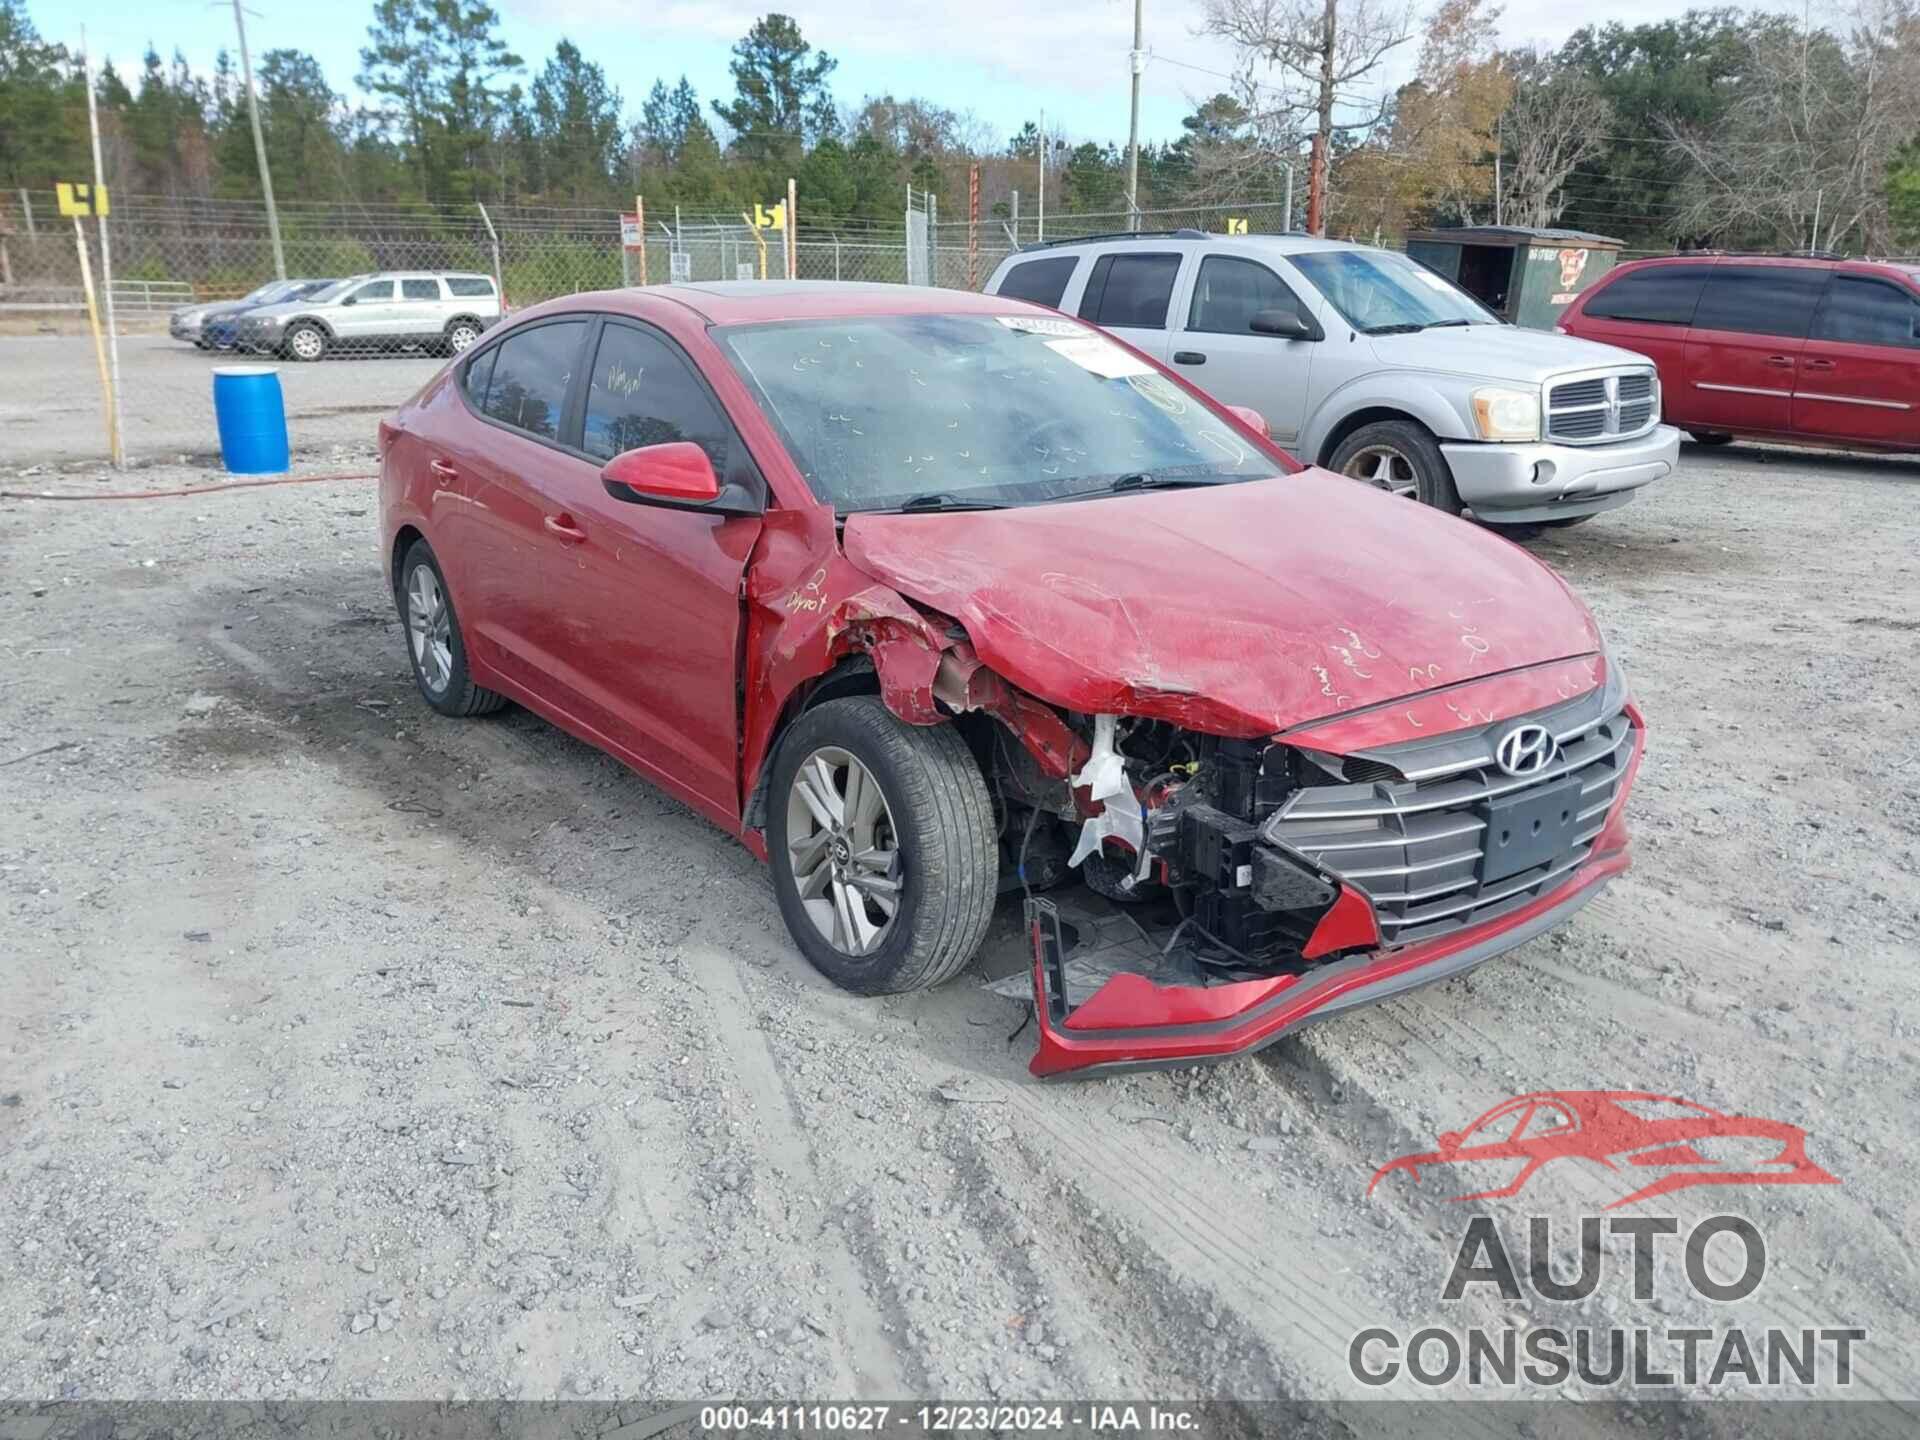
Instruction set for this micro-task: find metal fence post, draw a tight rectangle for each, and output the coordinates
[476,202,503,308]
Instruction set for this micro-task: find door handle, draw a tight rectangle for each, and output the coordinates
[1803,358,1836,371]
[1764,355,1795,368]
[1173,350,1207,365]
[428,458,458,483]
[544,513,587,544]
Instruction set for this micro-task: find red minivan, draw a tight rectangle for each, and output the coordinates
[1560,254,1920,453]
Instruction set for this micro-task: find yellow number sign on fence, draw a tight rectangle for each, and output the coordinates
[1224,216,1248,235]
[56,182,110,218]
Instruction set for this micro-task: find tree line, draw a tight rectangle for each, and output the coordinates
[0,0,1269,229]
[5,0,1920,249]
[1201,0,1920,252]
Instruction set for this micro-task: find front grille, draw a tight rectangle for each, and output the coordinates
[1550,409,1607,439]
[1546,368,1659,444]
[1548,378,1606,409]
[1265,701,1636,946]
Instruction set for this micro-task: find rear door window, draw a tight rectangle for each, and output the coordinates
[996,256,1079,308]
[477,319,587,441]
[1186,255,1311,333]
[1581,266,1708,326]
[1691,266,1830,338]
[1810,275,1920,349]
[462,346,497,407]
[1078,252,1182,329]
[402,278,442,301]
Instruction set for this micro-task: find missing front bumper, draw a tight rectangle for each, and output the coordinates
[1019,846,1628,1079]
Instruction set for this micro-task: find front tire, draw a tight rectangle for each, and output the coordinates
[285,323,327,362]
[396,540,507,718]
[1328,419,1464,515]
[768,697,996,995]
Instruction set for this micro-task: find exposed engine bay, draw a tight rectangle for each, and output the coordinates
[985,711,1362,992]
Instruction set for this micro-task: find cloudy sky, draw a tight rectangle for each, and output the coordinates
[66,0,1755,147]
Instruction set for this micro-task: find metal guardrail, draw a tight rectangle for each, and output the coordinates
[0,279,197,313]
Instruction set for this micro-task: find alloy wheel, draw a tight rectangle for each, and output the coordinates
[785,746,902,956]
[448,324,479,353]
[289,327,325,361]
[1343,444,1419,498]
[406,565,454,694]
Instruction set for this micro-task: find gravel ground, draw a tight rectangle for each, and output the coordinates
[0,334,441,470]
[2,335,1917,1418]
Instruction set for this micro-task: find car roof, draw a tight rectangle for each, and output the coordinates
[560,280,1043,326]
[1008,232,1383,260]
[1611,252,1917,281]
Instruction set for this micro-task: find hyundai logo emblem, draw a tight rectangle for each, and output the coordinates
[1495,723,1558,778]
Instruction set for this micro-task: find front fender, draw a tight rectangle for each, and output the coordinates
[1304,373,1476,461]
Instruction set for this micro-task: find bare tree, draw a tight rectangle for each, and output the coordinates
[1661,0,1920,251]
[1201,0,1415,233]
[1499,51,1612,229]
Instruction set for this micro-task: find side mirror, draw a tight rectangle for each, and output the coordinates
[1226,404,1269,437]
[340,294,357,307]
[600,441,763,517]
[1250,307,1316,340]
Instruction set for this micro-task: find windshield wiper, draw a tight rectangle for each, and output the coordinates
[881,492,1008,513]
[1363,318,1474,335]
[1104,472,1220,493]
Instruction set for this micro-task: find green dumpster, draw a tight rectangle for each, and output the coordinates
[1405,226,1624,330]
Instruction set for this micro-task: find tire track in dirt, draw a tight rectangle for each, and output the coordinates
[679,940,913,1396]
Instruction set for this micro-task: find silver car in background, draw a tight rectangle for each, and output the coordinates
[168,278,331,349]
[985,232,1679,527]
[236,272,503,361]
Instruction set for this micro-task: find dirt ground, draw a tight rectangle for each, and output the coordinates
[2,333,1918,1422]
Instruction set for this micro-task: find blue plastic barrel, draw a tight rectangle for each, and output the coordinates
[212,365,290,474]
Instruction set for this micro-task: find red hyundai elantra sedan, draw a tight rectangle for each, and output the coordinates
[379,281,1644,1078]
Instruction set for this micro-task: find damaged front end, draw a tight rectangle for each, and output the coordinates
[999,670,1644,1079]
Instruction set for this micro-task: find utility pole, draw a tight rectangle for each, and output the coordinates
[81,29,124,469]
[1282,162,1294,233]
[1493,116,1503,227]
[1124,0,1144,228]
[1037,109,1046,242]
[1306,0,1335,235]
[229,0,286,280]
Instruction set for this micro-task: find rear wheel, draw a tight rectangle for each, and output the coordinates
[285,323,327,362]
[444,319,482,356]
[1329,419,1464,516]
[396,540,507,718]
[768,697,996,995]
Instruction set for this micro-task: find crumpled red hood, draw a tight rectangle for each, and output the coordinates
[841,470,1602,737]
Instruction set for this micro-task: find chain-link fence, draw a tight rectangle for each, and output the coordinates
[0,185,1726,468]
[1,189,1316,314]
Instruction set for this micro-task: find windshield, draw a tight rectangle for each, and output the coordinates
[243,281,292,304]
[305,277,361,303]
[1291,249,1496,333]
[716,313,1284,512]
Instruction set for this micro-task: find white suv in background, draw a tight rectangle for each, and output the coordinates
[236,272,502,361]
[985,231,1678,527]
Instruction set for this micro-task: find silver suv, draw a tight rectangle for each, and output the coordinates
[985,232,1678,526]
[236,272,502,361]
